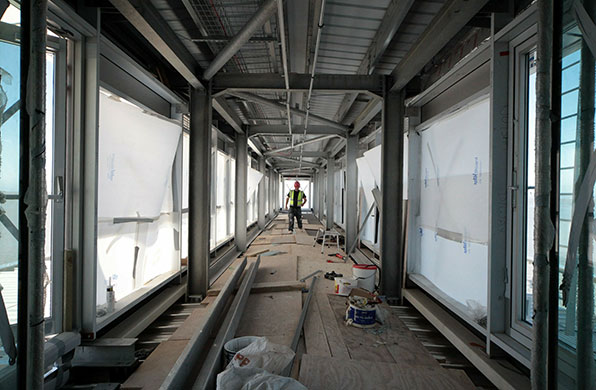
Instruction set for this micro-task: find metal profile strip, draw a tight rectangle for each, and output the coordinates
[283,275,319,377]
[161,257,248,389]
[192,257,261,389]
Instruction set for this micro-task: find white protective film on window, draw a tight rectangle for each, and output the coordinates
[357,144,381,246]
[97,91,182,305]
[247,166,262,225]
[181,132,189,259]
[415,97,490,317]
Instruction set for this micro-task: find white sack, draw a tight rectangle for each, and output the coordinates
[227,337,295,375]
[217,367,307,390]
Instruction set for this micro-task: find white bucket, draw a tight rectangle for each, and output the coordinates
[353,264,377,292]
[223,336,260,365]
[334,277,357,296]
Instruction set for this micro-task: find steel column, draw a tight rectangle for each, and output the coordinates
[326,157,335,230]
[258,157,266,229]
[19,1,48,387]
[235,132,248,252]
[532,1,555,387]
[345,135,358,253]
[318,171,325,221]
[380,85,404,301]
[189,87,212,298]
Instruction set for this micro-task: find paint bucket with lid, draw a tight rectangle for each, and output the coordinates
[345,302,376,328]
[334,277,357,296]
[352,264,377,292]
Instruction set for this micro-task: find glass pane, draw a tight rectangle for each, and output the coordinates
[44,51,56,320]
[0,6,20,370]
[557,13,596,388]
[523,50,537,323]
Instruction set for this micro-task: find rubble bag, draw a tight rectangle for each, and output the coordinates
[226,337,295,375]
[216,367,307,390]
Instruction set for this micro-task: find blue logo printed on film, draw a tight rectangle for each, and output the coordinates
[472,157,479,185]
[107,153,116,181]
[434,232,438,242]
[463,240,470,254]
[418,227,423,236]
[424,168,429,188]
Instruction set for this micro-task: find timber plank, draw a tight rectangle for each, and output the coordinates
[235,291,302,347]
[298,354,476,390]
[121,340,187,390]
[381,305,444,368]
[327,295,395,363]
[303,292,332,357]
[254,255,298,283]
[316,294,350,359]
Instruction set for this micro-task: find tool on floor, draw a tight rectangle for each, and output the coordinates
[328,253,346,260]
[300,270,322,282]
[324,271,343,280]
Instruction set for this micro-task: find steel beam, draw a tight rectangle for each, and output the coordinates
[352,98,382,135]
[188,87,212,298]
[229,92,349,131]
[162,258,248,389]
[258,157,267,229]
[235,132,248,252]
[213,97,243,134]
[108,0,203,89]
[380,87,404,300]
[265,135,338,155]
[389,0,490,91]
[192,258,260,389]
[213,73,384,93]
[345,135,358,254]
[326,156,335,230]
[271,156,320,168]
[248,125,346,137]
[203,0,278,80]
[334,0,414,122]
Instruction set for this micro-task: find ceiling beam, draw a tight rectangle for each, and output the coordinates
[108,0,203,89]
[213,73,384,93]
[248,125,346,137]
[213,97,243,134]
[203,0,278,80]
[334,0,414,122]
[351,98,382,135]
[266,135,338,155]
[229,92,350,132]
[270,156,320,168]
[389,0,490,91]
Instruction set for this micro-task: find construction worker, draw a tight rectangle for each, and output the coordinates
[285,181,307,232]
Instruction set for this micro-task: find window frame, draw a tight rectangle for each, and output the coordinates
[507,28,538,346]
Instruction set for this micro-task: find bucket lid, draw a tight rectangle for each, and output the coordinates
[353,264,377,270]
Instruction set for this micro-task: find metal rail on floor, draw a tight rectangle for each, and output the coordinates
[193,257,261,389]
[161,257,248,389]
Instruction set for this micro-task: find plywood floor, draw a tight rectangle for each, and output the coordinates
[235,214,476,389]
[124,213,478,389]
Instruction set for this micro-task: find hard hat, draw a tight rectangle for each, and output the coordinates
[294,181,300,189]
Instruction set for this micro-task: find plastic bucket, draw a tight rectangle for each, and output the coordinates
[223,336,260,365]
[353,264,377,292]
[345,303,376,328]
[334,277,357,296]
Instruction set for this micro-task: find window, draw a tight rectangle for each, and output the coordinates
[510,34,538,341]
[96,89,181,313]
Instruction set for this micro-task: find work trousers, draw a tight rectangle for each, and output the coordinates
[288,207,303,231]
